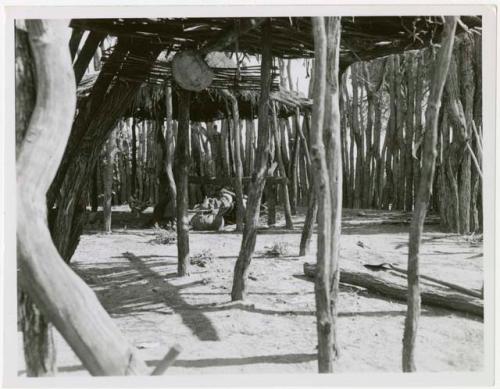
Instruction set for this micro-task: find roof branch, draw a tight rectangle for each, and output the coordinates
[199,18,266,55]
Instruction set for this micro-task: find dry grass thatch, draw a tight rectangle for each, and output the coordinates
[77,51,311,122]
[71,16,481,68]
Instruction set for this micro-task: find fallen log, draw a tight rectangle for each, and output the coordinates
[364,262,483,299]
[303,263,483,317]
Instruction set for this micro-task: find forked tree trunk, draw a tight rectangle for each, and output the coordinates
[15,23,57,377]
[17,19,149,376]
[175,89,191,276]
[402,16,457,372]
[322,16,342,364]
[103,128,116,232]
[231,19,273,301]
[310,17,334,373]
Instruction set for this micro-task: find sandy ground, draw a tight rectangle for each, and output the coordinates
[18,206,483,375]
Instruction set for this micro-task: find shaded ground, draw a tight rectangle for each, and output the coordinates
[18,206,483,375]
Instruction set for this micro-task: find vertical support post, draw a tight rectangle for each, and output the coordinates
[271,103,294,229]
[175,89,191,276]
[323,16,343,363]
[103,127,116,233]
[310,17,333,373]
[402,16,457,372]
[165,85,177,219]
[131,117,137,198]
[231,19,273,301]
[224,91,245,232]
[299,192,317,256]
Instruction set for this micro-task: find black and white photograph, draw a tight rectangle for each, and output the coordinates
[1,2,497,387]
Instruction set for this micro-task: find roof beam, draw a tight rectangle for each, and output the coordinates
[199,18,266,55]
[73,31,106,85]
[69,27,84,61]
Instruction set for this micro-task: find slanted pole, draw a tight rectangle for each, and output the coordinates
[402,16,457,372]
[310,16,334,373]
[73,31,105,85]
[231,19,273,301]
[175,89,191,276]
[17,19,148,376]
[299,113,316,256]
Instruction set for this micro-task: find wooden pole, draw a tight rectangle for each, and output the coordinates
[165,85,177,218]
[131,117,138,198]
[175,89,191,276]
[271,103,294,229]
[221,90,245,232]
[102,127,116,233]
[402,16,457,372]
[323,16,342,362]
[151,345,182,375]
[231,19,273,301]
[311,17,334,373]
[15,24,57,376]
[299,113,316,256]
[299,190,317,256]
[244,119,255,178]
[73,31,105,85]
[17,19,148,376]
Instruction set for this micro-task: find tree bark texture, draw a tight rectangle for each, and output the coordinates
[272,104,294,229]
[15,23,57,377]
[322,16,343,363]
[175,89,191,276]
[310,17,334,373]
[402,16,457,372]
[17,19,149,376]
[222,90,245,232]
[48,40,162,262]
[103,128,116,232]
[231,19,273,301]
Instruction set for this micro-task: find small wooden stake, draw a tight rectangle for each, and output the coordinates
[151,345,182,375]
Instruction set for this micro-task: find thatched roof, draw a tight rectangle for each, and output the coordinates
[96,49,280,91]
[72,17,480,121]
[78,74,310,122]
[78,51,310,121]
[71,16,481,70]
[132,83,310,122]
